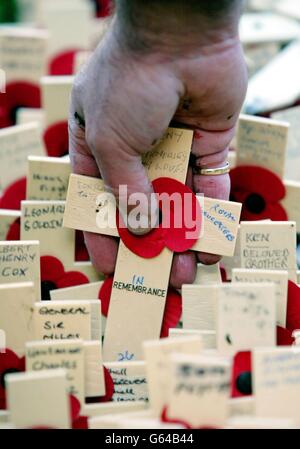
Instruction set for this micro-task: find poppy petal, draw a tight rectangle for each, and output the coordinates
[0,396,6,410]
[43,122,69,157]
[75,230,90,262]
[153,178,202,253]
[161,406,216,429]
[286,281,300,332]
[240,202,288,222]
[18,356,26,372]
[116,177,201,259]
[0,348,24,410]
[117,211,166,259]
[161,406,190,429]
[72,415,88,429]
[0,348,21,372]
[49,49,79,76]
[220,266,228,283]
[40,255,65,283]
[95,0,112,17]
[0,178,26,210]
[6,217,21,241]
[230,166,287,221]
[69,394,81,422]
[277,325,295,346]
[230,166,286,203]
[0,82,40,128]
[160,289,182,338]
[56,271,89,289]
[98,276,113,317]
[231,351,252,398]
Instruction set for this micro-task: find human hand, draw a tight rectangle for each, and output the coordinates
[69,2,247,288]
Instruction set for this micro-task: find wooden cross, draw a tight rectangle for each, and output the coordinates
[6,369,71,429]
[0,27,48,86]
[239,220,297,281]
[253,346,300,424]
[41,76,73,131]
[33,299,102,342]
[143,336,203,417]
[25,339,105,405]
[165,353,231,428]
[105,361,148,403]
[0,123,45,194]
[0,210,20,241]
[0,240,41,299]
[20,199,101,283]
[236,114,300,227]
[232,268,288,327]
[182,282,277,354]
[27,155,71,201]
[0,282,35,356]
[63,127,242,361]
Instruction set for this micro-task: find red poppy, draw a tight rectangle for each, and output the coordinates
[99,275,182,338]
[49,49,80,76]
[161,406,217,429]
[43,122,68,157]
[72,415,88,430]
[94,0,113,17]
[230,165,287,221]
[40,256,89,300]
[232,325,296,399]
[68,395,88,429]
[286,280,300,332]
[231,351,252,398]
[0,349,25,409]
[5,217,20,240]
[0,82,41,128]
[0,178,26,210]
[160,289,182,338]
[277,325,295,346]
[75,230,90,262]
[220,266,229,283]
[117,177,202,259]
[98,276,113,317]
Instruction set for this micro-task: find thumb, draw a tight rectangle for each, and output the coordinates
[93,139,159,236]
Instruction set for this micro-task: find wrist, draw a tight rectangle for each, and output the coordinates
[114,0,244,56]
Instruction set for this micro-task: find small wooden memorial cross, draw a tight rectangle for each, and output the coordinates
[64,127,242,361]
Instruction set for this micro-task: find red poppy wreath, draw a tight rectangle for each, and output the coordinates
[230,165,287,221]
